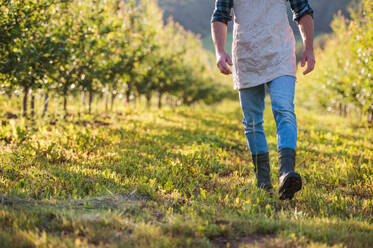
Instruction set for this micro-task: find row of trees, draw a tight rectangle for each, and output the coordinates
[0,0,231,118]
[297,0,372,123]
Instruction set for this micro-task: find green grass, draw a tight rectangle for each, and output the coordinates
[0,96,372,247]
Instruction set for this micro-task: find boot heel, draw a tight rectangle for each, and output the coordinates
[279,172,302,200]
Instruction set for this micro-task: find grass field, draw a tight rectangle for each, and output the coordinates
[0,96,372,247]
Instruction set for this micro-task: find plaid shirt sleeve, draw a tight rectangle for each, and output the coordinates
[211,0,313,24]
[289,0,314,23]
[211,0,233,24]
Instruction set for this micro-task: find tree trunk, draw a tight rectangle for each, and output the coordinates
[22,86,29,118]
[42,89,49,117]
[368,111,373,124]
[166,96,171,107]
[88,89,93,114]
[105,89,109,112]
[170,96,174,108]
[63,88,68,119]
[30,91,35,118]
[132,92,137,107]
[158,92,163,109]
[343,104,347,117]
[81,88,87,108]
[125,82,132,107]
[145,92,152,108]
[111,92,116,111]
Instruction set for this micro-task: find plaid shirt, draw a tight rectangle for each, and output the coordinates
[211,0,313,24]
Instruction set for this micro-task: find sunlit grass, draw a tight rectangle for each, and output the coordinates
[0,96,372,247]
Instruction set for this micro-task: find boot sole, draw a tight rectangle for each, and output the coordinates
[279,172,302,200]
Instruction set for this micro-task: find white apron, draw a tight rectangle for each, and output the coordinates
[232,0,297,89]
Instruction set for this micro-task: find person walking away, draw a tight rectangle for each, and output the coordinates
[211,0,315,200]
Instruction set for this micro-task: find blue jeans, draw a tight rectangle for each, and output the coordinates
[239,75,297,155]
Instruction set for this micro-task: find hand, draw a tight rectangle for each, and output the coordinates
[216,51,233,75]
[301,49,315,75]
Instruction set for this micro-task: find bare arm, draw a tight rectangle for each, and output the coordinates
[298,14,315,75]
[211,22,233,75]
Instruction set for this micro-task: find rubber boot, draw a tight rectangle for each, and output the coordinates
[278,148,302,200]
[252,152,273,190]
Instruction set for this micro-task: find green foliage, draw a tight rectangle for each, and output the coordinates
[0,0,56,91]
[296,0,373,122]
[0,0,230,118]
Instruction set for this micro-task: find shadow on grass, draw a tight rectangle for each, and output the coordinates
[0,192,149,211]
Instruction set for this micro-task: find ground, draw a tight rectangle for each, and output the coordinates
[0,98,372,247]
